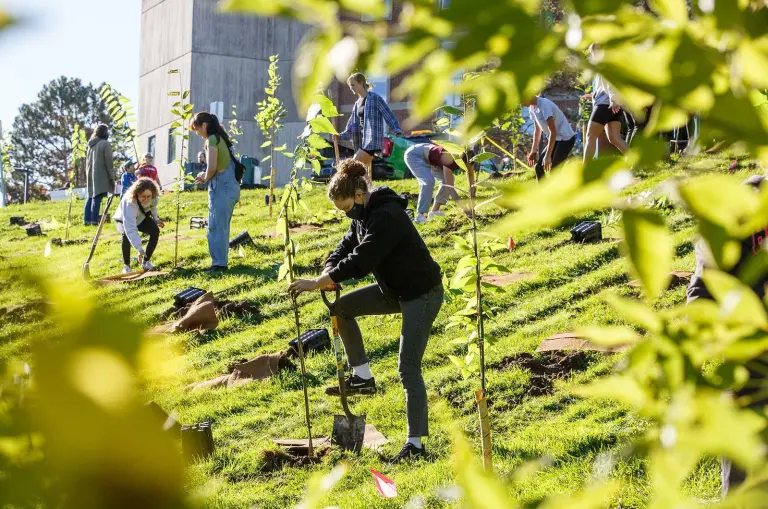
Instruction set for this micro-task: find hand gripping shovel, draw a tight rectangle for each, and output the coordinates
[82,192,117,280]
[321,285,366,453]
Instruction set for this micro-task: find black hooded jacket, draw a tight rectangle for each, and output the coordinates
[326,187,442,301]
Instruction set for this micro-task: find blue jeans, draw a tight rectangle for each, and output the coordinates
[405,144,437,216]
[207,161,241,267]
[83,193,106,225]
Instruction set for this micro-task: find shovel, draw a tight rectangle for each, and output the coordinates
[82,192,116,280]
[321,286,366,453]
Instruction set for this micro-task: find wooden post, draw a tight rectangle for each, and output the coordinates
[476,389,492,472]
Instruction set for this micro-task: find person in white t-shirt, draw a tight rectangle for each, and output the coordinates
[522,95,577,180]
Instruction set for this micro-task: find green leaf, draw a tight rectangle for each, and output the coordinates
[448,355,465,370]
[603,293,662,333]
[702,269,768,330]
[277,262,289,282]
[261,140,272,148]
[437,105,464,116]
[648,0,689,24]
[471,152,496,163]
[622,208,673,299]
[309,116,338,136]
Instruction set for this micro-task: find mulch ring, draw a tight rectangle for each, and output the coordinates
[0,299,47,321]
[50,238,89,247]
[161,299,261,321]
[259,446,330,473]
[494,351,592,398]
[482,272,534,287]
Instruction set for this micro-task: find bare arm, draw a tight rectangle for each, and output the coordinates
[197,143,218,183]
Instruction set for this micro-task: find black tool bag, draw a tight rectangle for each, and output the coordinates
[570,221,602,243]
[173,287,207,307]
[288,328,331,357]
[181,421,214,462]
[24,224,42,237]
[190,217,208,229]
[229,231,254,250]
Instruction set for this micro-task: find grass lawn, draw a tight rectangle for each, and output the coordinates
[0,151,747,508]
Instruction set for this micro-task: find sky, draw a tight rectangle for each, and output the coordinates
[0,0,141,134]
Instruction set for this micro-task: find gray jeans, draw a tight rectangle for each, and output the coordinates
[333,282,444,437]
[405,144,459,215]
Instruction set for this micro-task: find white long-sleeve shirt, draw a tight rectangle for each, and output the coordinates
[592,74,618,107]
[113,194,159,254]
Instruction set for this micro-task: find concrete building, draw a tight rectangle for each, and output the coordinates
[138,0,308,186]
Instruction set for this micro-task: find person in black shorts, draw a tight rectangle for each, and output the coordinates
[583,44,630,162]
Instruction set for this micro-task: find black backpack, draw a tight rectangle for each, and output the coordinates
[227,144,246,184]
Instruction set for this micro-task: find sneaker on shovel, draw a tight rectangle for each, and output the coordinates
[142,260,157,271]
[389,442,427,463]
[122,265,133,275]
[413,214,428,225]
[427,210,445,219]
[325,374,377,396]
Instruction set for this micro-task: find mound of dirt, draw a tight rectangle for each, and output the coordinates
[162,298,260,321]
[259,446,329,473]
[495,351,591,398]
[0,299,47,321]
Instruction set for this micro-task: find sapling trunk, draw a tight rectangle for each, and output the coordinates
[269,124,276,217]
[65,194,73,240]
[284,197,313,457]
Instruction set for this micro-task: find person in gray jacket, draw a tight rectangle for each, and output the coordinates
[84,124,115,225]
[113,177,164,274]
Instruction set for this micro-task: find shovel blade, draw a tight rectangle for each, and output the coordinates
[82,263,91,280]
[332,413,366,453]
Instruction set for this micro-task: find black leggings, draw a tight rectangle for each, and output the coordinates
[535,135,576,181]
[122,218,159,265]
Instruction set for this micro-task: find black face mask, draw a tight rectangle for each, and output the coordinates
[346,202,365,221]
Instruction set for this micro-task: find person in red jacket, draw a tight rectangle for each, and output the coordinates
[137,153,161,189]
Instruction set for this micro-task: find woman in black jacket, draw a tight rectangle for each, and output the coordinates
[290,159,443,462]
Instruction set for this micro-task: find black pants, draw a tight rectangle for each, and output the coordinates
[121,218,159,265]
[536,136,576,181]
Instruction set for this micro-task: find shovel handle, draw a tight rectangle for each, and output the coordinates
[320,285,342,313]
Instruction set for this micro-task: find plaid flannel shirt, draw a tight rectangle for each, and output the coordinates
[340,92,402,152]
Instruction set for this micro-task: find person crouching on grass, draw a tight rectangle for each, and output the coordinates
[114,177,164,274]
[522,95,576,181]
[404,143,475,224]
[289,159,443,463]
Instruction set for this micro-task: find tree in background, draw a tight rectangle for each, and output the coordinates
[6,76,133,203]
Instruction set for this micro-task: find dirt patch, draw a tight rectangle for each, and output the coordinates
[160,235,196,243]
[627,271,692,290]
[494,351,591,398]
[260,446,329,473]
[482,272,534,286]
[51,238,88,247]
[0,299,47,322]
[161,298,261,321]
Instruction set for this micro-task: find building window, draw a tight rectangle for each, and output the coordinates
[148,135,156,159]
[439,0,450,8]
[362,0,392,21]
[167,129,177,164]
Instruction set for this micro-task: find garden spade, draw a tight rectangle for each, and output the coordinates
[321,286,366,453]
[82,192,116,280]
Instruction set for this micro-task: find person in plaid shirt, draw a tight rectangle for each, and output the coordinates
[337,73,402,173]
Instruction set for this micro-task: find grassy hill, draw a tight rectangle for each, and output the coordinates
[0,152,747,508]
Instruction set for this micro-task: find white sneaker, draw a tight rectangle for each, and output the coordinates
[122,265,133,274]
[414,214,428,225]
[428,210,445,219]
[142,260,157,271]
